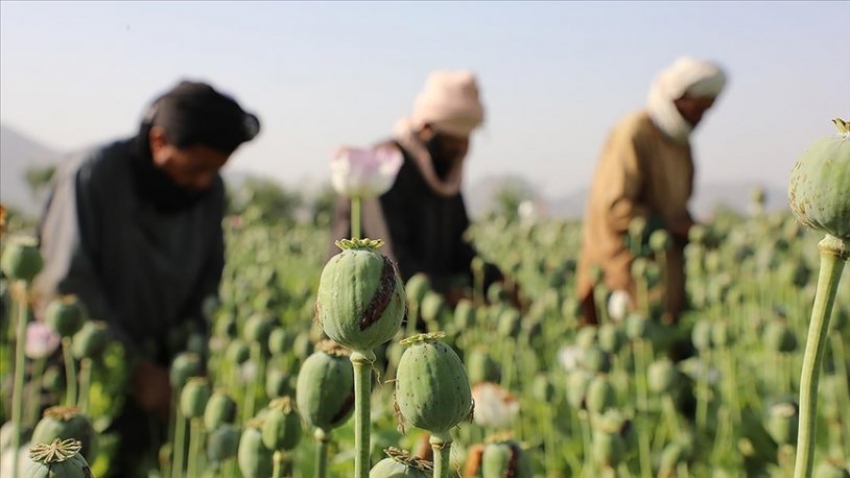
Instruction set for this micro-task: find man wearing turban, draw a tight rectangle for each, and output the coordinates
[31,80,260,476]
[329,70,511,309]
[576,57,728,325]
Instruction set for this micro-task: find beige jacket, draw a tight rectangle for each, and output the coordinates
[576,110,694,322]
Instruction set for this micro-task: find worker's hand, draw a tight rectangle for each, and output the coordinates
[669,218,696,241]
[445,287,472,308]
[505,280,526,312]
[132,360,172,422]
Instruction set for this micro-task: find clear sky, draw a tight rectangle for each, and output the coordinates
[1,1,847,199]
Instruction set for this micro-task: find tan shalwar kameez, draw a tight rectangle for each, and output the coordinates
[576,110,694,323]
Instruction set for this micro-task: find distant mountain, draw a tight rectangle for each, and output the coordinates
[0,123,261,218]
[1,122,791,224]
[466,174,790,221]
[0,124,63,216]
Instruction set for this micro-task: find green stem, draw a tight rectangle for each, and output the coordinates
[501,337,515,390]
[272,450,283,478]
[793,234,847,478]
[473,264,484,308]
[723,348,741,426]
[430,432,453,478]
[28,356,46,426]
[638,277,650,317]
[163,393,177,478]
[829,331,850,451]
[243,345,260,423]
[637,415,652,478]
[187,419,201,478]
[171,409,186,478]
[62,338,77,407]
[634,338,649,412]
[351,350,375,478]
[696,349,711,433]
[579,412,593,474]
[351,196,362,240]
[662,395,682,442]
[593,283,610,325]
[10,280,29,478]
[225,458,237,478]
[78,358,92,415]
[315,428,330,478]
[406,303,419,339]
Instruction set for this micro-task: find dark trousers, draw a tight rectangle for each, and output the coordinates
[104,397,167,478]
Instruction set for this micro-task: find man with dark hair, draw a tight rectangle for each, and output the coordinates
[32,79,260,476]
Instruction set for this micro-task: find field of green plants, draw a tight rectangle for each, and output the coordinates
[0,189,849,477]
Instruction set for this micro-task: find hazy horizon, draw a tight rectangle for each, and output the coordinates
[1,1,847,199]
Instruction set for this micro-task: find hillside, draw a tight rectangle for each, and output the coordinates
[464,173,790,221]
[0,124,62,216]
[2,123,790,223]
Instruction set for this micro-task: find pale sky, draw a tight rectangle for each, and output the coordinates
[1,1,848,199]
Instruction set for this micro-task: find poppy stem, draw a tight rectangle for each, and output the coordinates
[351,197,362,240]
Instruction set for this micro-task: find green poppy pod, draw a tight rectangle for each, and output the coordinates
[316,239,405,354]
[788,119,850,240]
[295,341,355,433]
[369,447,433,478]
[23,439,92,478]
[31,407,97,464]
[45,295,85,338]
[1,235,43,283]
[395,333,472,436]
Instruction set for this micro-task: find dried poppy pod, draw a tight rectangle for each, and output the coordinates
[316,238,405,355]
[788,118,850,241]
[23,439,92,478]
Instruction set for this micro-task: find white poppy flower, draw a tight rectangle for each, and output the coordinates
[608,290,632,322]
[557,345,584,372]
[471,382,520,429]
[330,146,403,198]
[25,322,60,360]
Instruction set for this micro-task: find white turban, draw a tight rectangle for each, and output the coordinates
[647,57,728,143]
[409,70,485,138]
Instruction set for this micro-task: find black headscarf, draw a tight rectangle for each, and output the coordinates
[131,80,261,213]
